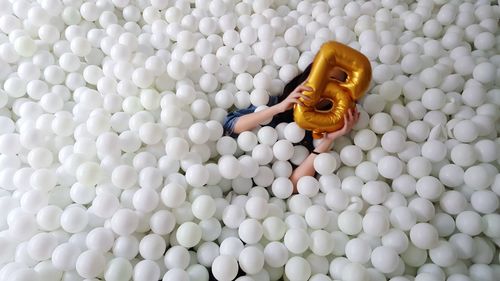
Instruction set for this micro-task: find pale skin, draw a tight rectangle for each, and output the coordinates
[232,69,359,192]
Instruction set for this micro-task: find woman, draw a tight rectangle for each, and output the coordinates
[223,64,360,192]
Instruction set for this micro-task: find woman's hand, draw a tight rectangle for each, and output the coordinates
[312,107,360,154]
[275,84,312,113]
[324,107,360,140]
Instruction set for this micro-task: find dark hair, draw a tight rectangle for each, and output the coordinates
[277,63,313,104]
[272,63,313,124]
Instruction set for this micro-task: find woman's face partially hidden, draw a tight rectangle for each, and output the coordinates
[329,66,348,82]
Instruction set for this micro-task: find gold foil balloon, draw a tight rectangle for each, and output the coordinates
[294,41,372,138]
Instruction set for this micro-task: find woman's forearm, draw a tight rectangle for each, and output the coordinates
[290,138,334,192]
[232,105,282,134]
[290,154,317,193]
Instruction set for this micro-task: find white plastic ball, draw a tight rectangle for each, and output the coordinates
[313,153,338,175]
[139,123,162,145]
[381,229,409,254]
[473,62,496,84]
[213,239,241,262]
[362,181,389,205]
[185,164,209,188]
[272,140,294,161]
[218,155,240,179]
[439,164,465,187]
[161,182,186,208]
[401,54,424,74]
[337,211,363,235]
[284,228,309,254]
[271,177,293,199]
[378,156,403,179]
[297,176,320,198]
[245,196,268,220]
[212,255,238,281]
[86,227,114,252]
[284,122,305,143]
[387,199,412,227]
[176,222,202,248]
[14,36,37,57]
[21,189,48,213]
[363,211,390,237]
[371,246,400,273]
[111,165,137,189]
[455,211,483,236]
[410,223,439,250]
[238,246,265,275]
[167,60,187,80]
[164,245,190,270]
[27,232,58,261]
[237,131,258,152]
[36,205,62,231]
[354,129,377,151]
[340,145,363,167]
[162,268,189,281]
[285,256,311,281]
[453,120,478,143]
[421,140,447,162]
[264,241,288,268]
[378,45,400,65]
[75,250,106,279]
[450,144,477,167]
[133,260,160,281]
[52,243,81,271]
[342,262,368,281]
[439,191,467,215]
[474,32,495,50]
[110,208,138,236]
[463,165,492,190]
[139,234,166,261]
[238,218,263,245]
[284,26,305,46]
[370,113,393,134]
[428,241,458,267]
[416,176,444,201]
[325,188,349,212]
[345,238,372,264]
[192,195,216,220]
[222,204,246,229]
[60,206,88,234]
[471,190,498,214]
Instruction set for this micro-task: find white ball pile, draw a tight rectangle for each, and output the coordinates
[0,0,499,281]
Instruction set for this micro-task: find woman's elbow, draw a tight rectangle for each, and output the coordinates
[290,174,300,194]
[232,125,244,134]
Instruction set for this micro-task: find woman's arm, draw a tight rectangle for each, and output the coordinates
[232,105,282,134]
[290,136,335,192]
[290,107,360,192]
[232,85,312,134]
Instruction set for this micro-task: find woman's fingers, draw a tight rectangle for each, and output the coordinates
[350,108,359,122]
[296,85,313,93]
[297,85,312,91]
[299,94,311,100]
[344,109,352,125]
[287,98,304,106]
[289,92,311,102]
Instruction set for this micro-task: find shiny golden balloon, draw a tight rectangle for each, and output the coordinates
[293,41,372,138]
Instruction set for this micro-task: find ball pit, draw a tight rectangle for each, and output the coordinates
[0,0,499,280]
